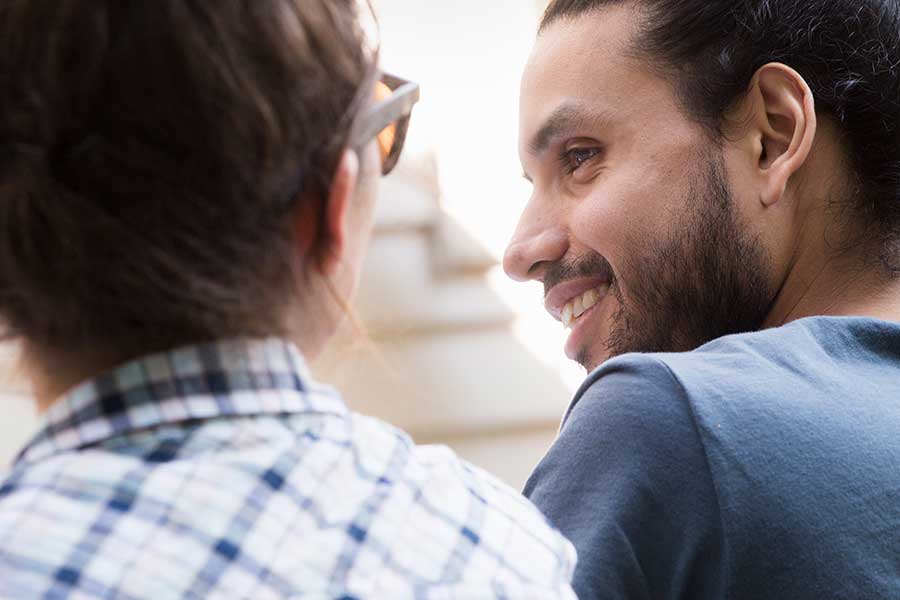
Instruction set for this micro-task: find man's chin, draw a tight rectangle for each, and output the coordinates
[564,292,622,372]
[574,344,609,373]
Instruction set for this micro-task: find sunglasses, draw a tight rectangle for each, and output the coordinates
[350,73,420,176]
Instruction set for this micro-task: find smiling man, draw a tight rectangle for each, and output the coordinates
[504,0,900,598]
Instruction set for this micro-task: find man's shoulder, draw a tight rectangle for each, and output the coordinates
[553,320,841,501]
[527,353,727,599]
[527,323,837,599]
[650,315,900,386]
[532,318,900,599]
[573,317,864,427]
[567,352,691,433]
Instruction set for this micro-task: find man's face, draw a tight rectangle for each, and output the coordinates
[505,6,775,371]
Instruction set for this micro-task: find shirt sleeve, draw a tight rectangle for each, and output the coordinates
[524,355,727,600]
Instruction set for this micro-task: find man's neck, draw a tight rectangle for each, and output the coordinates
[763,247,900,328]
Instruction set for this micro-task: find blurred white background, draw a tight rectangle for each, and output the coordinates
[371,0,581,388]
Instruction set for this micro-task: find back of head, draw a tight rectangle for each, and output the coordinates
[542,0,900,270]
[0,0,375,357]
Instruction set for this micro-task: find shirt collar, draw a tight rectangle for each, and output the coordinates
[15,338,346,467]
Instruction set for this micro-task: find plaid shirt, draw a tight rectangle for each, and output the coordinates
[0,338,576,599]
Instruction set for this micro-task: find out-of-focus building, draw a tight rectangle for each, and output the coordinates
[0,0,574,490]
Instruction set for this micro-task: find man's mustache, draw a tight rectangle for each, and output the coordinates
[543,252,616,297]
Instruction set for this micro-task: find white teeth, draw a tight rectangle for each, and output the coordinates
[562,303,574,329]
[573,295,585,318]
[560,285,608,329]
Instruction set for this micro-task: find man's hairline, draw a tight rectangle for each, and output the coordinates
[539,0,635,34]
[536,2,690,110]
[532,3,728,147]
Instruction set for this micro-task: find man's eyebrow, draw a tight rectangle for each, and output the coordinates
[528,103,612,156]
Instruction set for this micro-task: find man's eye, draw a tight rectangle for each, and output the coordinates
[560,147,602,174]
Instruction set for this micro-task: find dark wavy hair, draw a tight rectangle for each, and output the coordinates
[0,1,376,356]
[542,0,900,271]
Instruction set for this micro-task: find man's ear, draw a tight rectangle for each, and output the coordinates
[294,149,359,276]
[744,63,817,206]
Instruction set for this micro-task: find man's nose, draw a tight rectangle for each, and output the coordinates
[503,204,568,282]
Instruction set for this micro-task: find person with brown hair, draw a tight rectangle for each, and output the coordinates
[0,2,575,598]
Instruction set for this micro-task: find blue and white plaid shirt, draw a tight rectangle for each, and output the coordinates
[0,338,576,599]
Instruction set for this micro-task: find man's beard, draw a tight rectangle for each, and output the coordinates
[549,153,775,370]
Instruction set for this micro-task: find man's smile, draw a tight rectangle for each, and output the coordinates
[544,277,611,325]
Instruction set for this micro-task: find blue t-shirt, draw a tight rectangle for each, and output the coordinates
[525,317,900,599]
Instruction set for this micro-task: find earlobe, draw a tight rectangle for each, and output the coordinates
[752,63,817,206]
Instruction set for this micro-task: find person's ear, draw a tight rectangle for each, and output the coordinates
[744,63,817,207]
[292,149,359,276]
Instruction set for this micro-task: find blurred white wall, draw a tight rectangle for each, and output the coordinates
[314,151,571,488]
[371,0,583,393]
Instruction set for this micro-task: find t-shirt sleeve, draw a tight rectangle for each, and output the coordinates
[524,356,726,600]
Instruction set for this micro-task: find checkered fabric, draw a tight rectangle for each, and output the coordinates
[0,338,576,599]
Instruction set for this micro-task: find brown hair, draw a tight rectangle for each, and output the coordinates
[0,0,377,356]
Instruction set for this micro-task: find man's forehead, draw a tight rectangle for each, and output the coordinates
[518,7,679,160]
[525,3,639,77]
[520,7,641,129]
